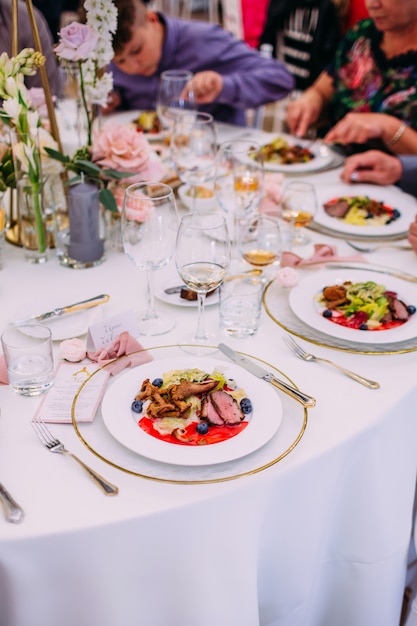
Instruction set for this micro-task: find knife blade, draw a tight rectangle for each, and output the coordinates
[218,343,316,409]
[12,294,110,325]
[325,263,417,283]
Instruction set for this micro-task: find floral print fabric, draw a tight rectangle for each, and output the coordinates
[327,19,417,129]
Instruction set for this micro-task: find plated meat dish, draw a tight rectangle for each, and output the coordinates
[323,196,401,226]
[259,137,314,164]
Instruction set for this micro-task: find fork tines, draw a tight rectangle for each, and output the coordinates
[31,418,60,448]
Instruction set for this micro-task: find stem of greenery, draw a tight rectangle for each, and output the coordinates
[78,60,92,147]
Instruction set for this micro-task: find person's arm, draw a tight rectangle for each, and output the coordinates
[285,72,334,137]
[398,156,417,197]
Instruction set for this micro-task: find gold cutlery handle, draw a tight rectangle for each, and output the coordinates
[316,358,380,389]
[265,374,316,408]
[63,294,110,314]
[62,450,119,496]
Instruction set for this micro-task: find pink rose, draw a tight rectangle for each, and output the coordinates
[55,22,98,62]
[275,267,299,288]
[92,123,165,181]
[27,88,48,118]
[59,338,87,362]
[124,191,154,222]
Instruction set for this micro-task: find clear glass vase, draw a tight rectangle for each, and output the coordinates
[17,178,48,264]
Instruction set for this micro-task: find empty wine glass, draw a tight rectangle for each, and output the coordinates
[281,181,317,248]
[156,69,196,130]
[170,112,217,211]
[175,211,231,354]
[239,214,282,279]
[121,182,179,336]
[215,140,264,268]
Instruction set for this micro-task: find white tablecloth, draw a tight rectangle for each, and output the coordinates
[1,143,417,626]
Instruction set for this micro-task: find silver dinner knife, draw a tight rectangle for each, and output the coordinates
[12,294,110,325]
[218,343,316,409]
[0,483,24,523]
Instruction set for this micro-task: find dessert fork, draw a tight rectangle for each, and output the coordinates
[283,335,380,389]
[31,419,119,496]
[346,241,412,253]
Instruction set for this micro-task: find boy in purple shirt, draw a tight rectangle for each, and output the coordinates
[107,0,294,126]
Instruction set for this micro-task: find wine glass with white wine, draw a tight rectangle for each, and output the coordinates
[239,214,282,279]
[170,112,217,211]
[175,211,231,354]
[281,181,317,248]
[121,182,179,336]
[156,69,196,130]
[215,140,264,268]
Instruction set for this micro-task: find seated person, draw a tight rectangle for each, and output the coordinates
[107,0,295,126]
[0,0,59,95]
[340,149,417,253]
[285,0,417,154]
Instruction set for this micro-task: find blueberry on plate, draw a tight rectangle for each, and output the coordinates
[152,378,163,387]
[196,422,209,435]
[359,323,368,330]
[407,305,416,315]
[131,399,143,413]
[323,309,332,318]
[240,398,253,414]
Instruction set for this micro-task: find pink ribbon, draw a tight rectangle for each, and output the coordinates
[281,244,367,268]
[87,331,153,375]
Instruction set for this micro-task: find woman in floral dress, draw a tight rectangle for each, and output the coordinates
[285,0,417,155]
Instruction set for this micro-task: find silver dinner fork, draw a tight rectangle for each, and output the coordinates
[31,419,119,496]
[283,335,380,389]
[346,241,412,253]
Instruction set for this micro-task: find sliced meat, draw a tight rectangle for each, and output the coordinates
[200,395,224,426]
[391,298,409,321]
[323,199,350,218]
[211,390,244,425]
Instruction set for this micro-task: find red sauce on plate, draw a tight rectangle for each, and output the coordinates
[139,416,248,446]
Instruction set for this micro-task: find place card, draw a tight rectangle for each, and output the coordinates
[86,310,140,351]
[35,361,110,424]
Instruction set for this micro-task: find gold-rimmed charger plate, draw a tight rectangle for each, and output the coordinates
[263,275,417,355]
[71,345,308,484]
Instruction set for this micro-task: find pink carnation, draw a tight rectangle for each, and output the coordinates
[92,123,165,181]
[275,266,299,288]
[55,22,98,62]
[59,338,87,362]
[260,173,284,216]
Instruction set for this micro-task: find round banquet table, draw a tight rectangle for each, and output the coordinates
[1,136,417,626]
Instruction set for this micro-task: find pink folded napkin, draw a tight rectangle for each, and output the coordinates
[281,243,367,268]
[0,356,8,384]
[87,332,153,375]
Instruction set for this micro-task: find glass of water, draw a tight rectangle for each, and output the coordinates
[1,324,54,396]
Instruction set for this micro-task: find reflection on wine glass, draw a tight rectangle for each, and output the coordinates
[170,112,217,211]
[239,214,282,278]
[215,140,264,267]
[175,211,230,354]
[281,181,317,248]
[121,182,179,336]
[156,70,196,130]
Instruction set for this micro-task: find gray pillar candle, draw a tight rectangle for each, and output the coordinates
[67,182,104,263]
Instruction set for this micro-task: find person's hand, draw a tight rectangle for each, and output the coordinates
[189,71,223,104]
[285,91,321,138]
[408,215,417,255]
[340,150,403,185]
[324,112,386,145]
[100,90,122,115]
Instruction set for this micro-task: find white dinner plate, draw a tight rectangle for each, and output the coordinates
[177,183,218,211]
[313,184,417,237]
[101,109,169,142]
[262,140,333,173]
[155,279,219,308]
[288,269,417,345]
[101,357,282,466]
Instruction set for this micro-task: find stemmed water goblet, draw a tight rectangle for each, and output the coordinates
[121,182,179,336]
[175,211,231,354]
[214,140,264,269]
[280,181,317,249]
[170,112,217,211]
[156,69,196,130]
